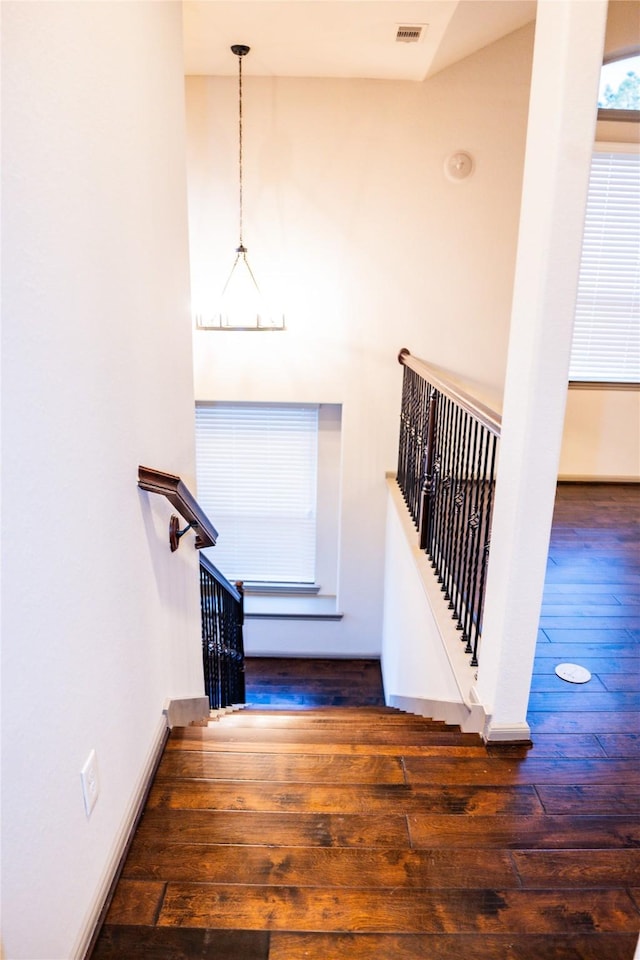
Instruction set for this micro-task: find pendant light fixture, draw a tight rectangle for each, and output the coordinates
[210,44,284,330]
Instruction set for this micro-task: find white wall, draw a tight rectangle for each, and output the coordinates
[1,4,201,958]
[186,24,535,656]
[381,483,469,707]
[560,388,640,480]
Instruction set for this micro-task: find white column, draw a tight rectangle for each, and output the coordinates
[474,0,608,741]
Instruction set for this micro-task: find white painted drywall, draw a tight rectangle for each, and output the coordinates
[1,3,201,957]
[560,388,640,480]
[381,483,467,706]
[186,24,535,656]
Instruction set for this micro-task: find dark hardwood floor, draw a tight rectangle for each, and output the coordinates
[90,483,640,959]
[243,656,387,708]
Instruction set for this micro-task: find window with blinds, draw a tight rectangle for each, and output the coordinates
[195,402,318,583]
[569,148,640,384]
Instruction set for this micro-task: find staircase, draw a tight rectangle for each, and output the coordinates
[91,703,640,959]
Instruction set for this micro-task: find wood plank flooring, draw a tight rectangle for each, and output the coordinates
[90,482,640,959]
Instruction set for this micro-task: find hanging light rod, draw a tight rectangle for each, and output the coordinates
[228,44,250,267]
[198,42,284,331]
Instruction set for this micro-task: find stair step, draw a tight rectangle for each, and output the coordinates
[171,710,481,749]
[166,735,487,756]
[217,708,466,730]
[195,708,482,747]
[242,703,424,717]
[157,750,406,784]
[205,735,476,749]
[146,779,540,816]
[123,841,518,887]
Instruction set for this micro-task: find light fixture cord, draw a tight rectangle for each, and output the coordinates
[237,50,244,249]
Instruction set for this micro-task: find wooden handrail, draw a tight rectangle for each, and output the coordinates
[398,348,501,437]
[138,465,218,550]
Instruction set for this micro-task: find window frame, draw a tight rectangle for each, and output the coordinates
[195,400,341,598]
[568,141,640,388]
[597,51,640,122]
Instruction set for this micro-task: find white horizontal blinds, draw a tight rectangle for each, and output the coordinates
[195,403,318,583]
[569,150,640,383]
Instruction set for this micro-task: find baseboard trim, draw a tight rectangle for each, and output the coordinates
[387,695,531,743]
[163,696,210,728]
[387,694,487,735]
[483,718,532,743]
[76,715,168,960]
[558,475,639,483]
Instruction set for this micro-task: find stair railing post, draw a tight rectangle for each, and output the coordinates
[418,386,438,551]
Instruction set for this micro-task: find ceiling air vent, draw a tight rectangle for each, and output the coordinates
[395,24,425,43]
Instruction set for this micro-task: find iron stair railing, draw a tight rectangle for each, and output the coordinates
[396,350,501,666]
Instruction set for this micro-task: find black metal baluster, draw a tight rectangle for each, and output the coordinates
[465,427,488,660]
[450,407,469,631]
[200,557,245,710]
[441,398,459,603]
[406,369,418,522]
[397,365,411,506]
[401,368,415,521]
[471,432,497,666]
[200,565,209,705]
[431,389,448,576]
[411,370,426,525]
[419,386,438,551]
[453,410,472,639]
[213,579,221,708]
[433,394,450,583]
[461,418,481,646]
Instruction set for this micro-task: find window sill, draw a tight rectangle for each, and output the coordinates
[244,594,342,621]
[569,380,639,390]
[243,582,320,595]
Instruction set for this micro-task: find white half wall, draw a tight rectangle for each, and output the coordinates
[1,4,201,957]
[381,481,474,710]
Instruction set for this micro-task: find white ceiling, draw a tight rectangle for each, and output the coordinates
[182,0,537,82]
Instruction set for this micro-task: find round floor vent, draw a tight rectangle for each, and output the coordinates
[555,663,592,684]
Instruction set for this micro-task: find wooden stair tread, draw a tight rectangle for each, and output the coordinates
[146,780,543,816]
[171,725,483,746]
[106,881,639,934]
[156,751,406,784]
[267,932,640,960]
[122,842,640,888]
[134,808,411,848]
[122,841,521,887]
[166,738,490,757]
[224,706,454,720]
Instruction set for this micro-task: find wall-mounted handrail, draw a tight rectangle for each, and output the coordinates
[138,465,218,550]
[399,348,501,437]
